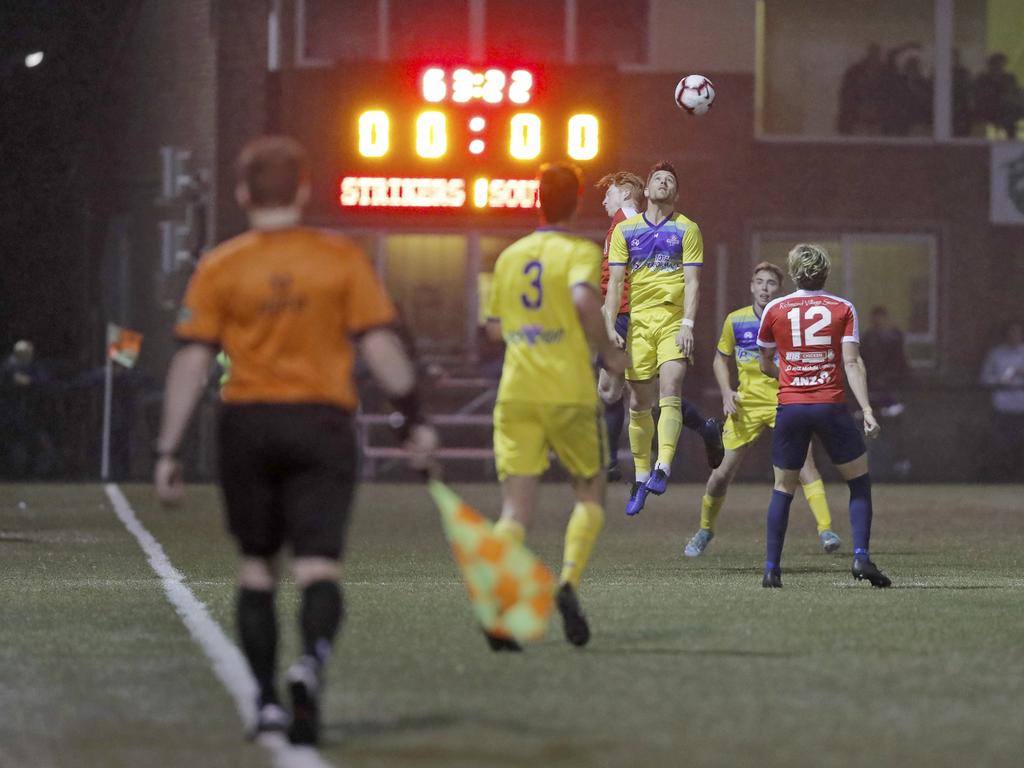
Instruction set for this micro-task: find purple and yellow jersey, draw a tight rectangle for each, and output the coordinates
[486,228,601,406]
[607,211,703,312]
[718,305,779,409]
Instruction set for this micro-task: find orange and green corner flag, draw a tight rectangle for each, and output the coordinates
[428,479,555,644]
[107,323,143,368]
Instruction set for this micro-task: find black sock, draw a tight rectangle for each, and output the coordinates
[237,588,278,705]
[681,398,706,433]
[301,581,344,664]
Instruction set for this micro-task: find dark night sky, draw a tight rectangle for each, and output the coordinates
[1,0,132,364]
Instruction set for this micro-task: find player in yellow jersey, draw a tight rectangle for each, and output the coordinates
[486,163,628,648]
[605,161,703,516]
[682,262,841,556]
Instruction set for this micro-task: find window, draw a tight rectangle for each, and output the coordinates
[391,0,469,61]
[296,0,651,67]
[383,235,468,354]
[299,0,379,63]
[754,233,937,365]
[575,0,649,66]
[759,0,935,138]
[485,0,564,62]
[953,0,1024,139]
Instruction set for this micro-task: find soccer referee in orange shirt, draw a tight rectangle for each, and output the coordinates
[154,136,437,744]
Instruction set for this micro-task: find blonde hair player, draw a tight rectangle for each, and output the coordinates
[683,262,839,557]
[755,244,890,588]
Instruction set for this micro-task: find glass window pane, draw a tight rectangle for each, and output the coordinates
[954,0,1024,139]
[846,239,932,338]
[383,235,467,353]
[302,0,378,62]
[391,0,469,61]
[761,0,934,137]
[576,0,648,66]
[486,0,564,62]
[479,235,519,272]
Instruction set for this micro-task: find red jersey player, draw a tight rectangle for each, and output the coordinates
[756,243,891,589]
[594,172,642,480]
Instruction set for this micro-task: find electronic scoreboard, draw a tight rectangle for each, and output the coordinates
[274,62,616,216]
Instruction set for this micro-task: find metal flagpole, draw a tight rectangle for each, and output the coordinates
[101,353,113,480]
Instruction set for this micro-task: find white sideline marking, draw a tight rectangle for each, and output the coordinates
[104,484,337,768]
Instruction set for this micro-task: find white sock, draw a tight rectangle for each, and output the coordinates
[635,471,651,483]
[655,462,672,476]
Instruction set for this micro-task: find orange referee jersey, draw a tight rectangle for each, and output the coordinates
[175,226,395,410]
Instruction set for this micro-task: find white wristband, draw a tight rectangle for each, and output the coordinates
[681,318,695,328]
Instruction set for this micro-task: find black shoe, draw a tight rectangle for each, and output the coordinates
[556,583,591,647]
[762,568,783,588]
[606,461,622,482]
[483,629,523,652]
[286,656,322,745]
[702,418,725,469]
[852,558,892,588]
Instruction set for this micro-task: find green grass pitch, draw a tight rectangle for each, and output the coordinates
[1,482,1022,768]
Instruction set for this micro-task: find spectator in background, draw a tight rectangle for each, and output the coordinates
[973,53,1023,139]
[880,42,926,136]
[953,49,974,137]
[0,340,56,477]
[979,321,1024,480]
[900,55,933,135]
[860,307,911,479]
[838,43,885,135]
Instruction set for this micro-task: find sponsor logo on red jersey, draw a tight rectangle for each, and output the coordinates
[757,291,859,405]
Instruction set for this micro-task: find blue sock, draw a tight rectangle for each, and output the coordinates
[604,396,625,465]
[848,473,873,560]
[681,398,705,433]
[766,490,794,571]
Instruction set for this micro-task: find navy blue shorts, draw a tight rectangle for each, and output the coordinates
[771,403,866,470]
[597,313,630,370]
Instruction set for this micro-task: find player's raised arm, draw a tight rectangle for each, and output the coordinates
[842,341,879,438]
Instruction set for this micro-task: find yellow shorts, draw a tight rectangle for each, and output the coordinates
[626,305,689,381]
[722,404,776,451]
[493,401,607,480]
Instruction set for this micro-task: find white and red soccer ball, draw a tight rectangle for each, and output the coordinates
[674,74,715,116]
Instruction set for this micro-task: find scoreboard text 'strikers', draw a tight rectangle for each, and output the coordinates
[333,65,608,211]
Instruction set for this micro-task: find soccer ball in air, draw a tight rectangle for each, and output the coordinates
[674,74,715,116]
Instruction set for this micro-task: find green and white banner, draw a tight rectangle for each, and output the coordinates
[991,142,1024,225]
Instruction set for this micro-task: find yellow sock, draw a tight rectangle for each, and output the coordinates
[656,396,683,468]
[628,409,655,480]
[700,494,726,531]
[560,502,605,588]
[802,479,833,534]
[493,517,525,546]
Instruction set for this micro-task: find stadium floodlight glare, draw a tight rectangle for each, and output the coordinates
[25,51,44,68]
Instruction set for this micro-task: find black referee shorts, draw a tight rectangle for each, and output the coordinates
[218,403,358,560]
